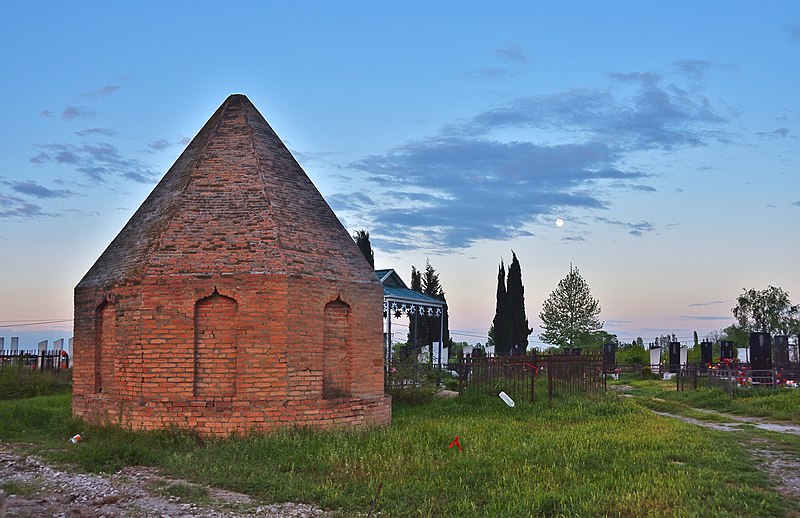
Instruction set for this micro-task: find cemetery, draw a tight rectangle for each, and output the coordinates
[1,95,798,515]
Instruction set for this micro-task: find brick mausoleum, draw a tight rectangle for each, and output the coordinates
[73,94,390,435]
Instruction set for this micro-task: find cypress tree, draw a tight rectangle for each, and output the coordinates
[421,260,450,349]
[491,260,512,355]
[407,261,450,354]
[353,229,375,269]
[407,266,422,349]
[506,251,532,354]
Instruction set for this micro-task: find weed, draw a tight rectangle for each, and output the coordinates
[0,480,41,496]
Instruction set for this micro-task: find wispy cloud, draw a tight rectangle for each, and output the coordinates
[678,315,733,321]
[456,67,510,80]
[75,128,118,137]
[147,136,192,152]
[61,106,96,121]
[0,193,48,219]
[6,180,74,199]
[40,110,52,118]
[786,24,800,42]
[594,217,654,236]
[756,127,790,139]
[494,44,529,64]
[30,142,157,183]
[688,300,726,308]
[336,63,729,251]
[793,201,800,207]
[80,84,121,99]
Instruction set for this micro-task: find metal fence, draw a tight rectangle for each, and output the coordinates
[453,352,605,404]
[676,364,800,394]
[0,350,68,371]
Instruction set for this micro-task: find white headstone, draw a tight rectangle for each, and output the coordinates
[0,337,4,351]
[54,338,64,351]
[680,346,688,366]
[38,340,48,352]
[431,342,449,366]
[649,347,661,374]
[10,337,19,353]
[463,344,474,357]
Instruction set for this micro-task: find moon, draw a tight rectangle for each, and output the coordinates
[555,218,565,228]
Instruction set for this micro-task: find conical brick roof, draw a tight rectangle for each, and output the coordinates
[78,94,374,288]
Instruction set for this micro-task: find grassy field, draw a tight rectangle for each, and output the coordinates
[617,376,800,423]
[0,388,795,517]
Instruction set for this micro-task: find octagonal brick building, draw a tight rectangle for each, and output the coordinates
[73,94,390,435]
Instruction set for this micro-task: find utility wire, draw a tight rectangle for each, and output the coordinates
[0,319,73,328]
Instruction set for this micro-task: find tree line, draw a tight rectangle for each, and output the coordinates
[355,228,800,359]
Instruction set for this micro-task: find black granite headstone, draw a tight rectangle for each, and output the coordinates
[700,341,712,366]
[603,342,617,368]
[720,340,734,360]
[749,332,772,371]
[668,341,681,373]
[774,335,789,365]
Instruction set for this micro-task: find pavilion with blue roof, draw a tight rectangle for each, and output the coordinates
[376,269,446,366]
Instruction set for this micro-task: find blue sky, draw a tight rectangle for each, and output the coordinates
[1,1,798,349]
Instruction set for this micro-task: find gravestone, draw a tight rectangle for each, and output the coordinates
[773,335,789,365]
[649,346,661,374]
[602,342,617,368]
[668,341,681,373]
[700,341,712,366]
[749,332,772,371]
[720,340,734,360]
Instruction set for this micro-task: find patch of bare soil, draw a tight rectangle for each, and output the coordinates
[0,447,330,517]
[650,410,800,505]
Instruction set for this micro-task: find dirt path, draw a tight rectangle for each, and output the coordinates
[0,447,330,517]
[650,409,800,504]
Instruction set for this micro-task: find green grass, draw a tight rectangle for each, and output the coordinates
[0,392,793,516]
[0,366,72,400]
[624,376,800,423]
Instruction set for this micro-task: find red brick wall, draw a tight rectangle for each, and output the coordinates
[95,301,116,394]
[194,292,238,398]
[73,275,391,435]
[323,299,350,399]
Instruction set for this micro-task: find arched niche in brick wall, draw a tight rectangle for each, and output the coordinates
[193,290,238,398]
[323,297,351,399]
[94,300,116,394]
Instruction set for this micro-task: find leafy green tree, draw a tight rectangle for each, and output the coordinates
[618,341,649,365]
[353,229,374,269]
[721,324,746,355]
[732,285,799,335]
[578,330,617,353]
[539,264,603,349]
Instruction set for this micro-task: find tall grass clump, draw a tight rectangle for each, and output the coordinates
[0,366,72,400]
